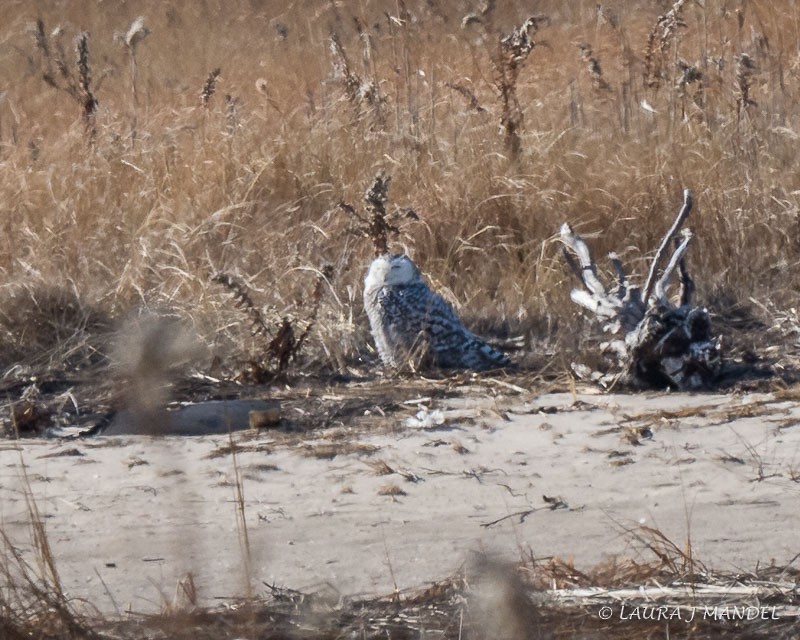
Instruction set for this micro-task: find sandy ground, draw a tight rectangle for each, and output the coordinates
[2,383,800,615]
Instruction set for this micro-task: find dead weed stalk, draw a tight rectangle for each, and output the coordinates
[212,267,331,382]
[200,67,221,107]
[114,16,149,144]
[491,15,549,158]
[643,0,688,90]
[339,169,418,256]
[31,19,98,145]
[329,32,387,128]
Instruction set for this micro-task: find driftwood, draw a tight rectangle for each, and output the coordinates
[561,189,721,390]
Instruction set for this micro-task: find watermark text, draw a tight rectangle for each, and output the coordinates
[597,604,780,623]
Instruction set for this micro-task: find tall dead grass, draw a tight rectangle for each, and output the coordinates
[1,0,799,375]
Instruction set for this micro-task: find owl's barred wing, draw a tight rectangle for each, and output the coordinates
[370,283,509,370]
[363,284,418,367]
[375,284,440,360]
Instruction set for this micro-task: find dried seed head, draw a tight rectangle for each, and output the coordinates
[445,82,486,113]
[74,31,98,142]
[329,32,386,127]
[200,67,221,107]
[595,4,619,29]
[364,169,391,215]
[225,94,240,135]
[30,18,49,54]
[212,272,271,338]
[677,59,702,85]
[212,268,325,381]
[75,32,91,92]
[492,15,549,158]
[736,53,758,112]
[125,16,150,49]
[274,22,288,39]
[738,52,757,71]
[461,14,483,29]
[339,170,406,256]
[330,33,356,89]
[577,43,611,91]
[499,15,548,64]
[644,0,688,89]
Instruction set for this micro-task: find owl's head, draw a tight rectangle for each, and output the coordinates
[365,254,421,290]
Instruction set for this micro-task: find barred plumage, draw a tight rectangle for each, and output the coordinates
[363,254,510,370]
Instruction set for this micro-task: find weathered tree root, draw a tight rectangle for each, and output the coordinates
[561,189,721,390]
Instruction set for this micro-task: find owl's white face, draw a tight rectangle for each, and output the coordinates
[365,254,420,290]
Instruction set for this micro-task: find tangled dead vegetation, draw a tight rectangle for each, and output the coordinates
[338,169,419,257]
[211,268,332,382]
[562,190,722,390]
[491,15,550,158]
[4,547,799,639]
[329,32,387,129]
[30,19,99,144]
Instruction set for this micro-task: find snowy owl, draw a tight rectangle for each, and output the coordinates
[363,254,510,370]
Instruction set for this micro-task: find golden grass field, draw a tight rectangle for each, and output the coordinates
[2,0,800,637]
[2,0,800,376]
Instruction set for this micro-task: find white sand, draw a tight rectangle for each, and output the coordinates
[2,386,799,614]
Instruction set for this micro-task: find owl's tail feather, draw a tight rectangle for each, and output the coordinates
[461,339,512,370]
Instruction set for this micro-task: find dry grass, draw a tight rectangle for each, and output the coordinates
[1,0,800,384]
